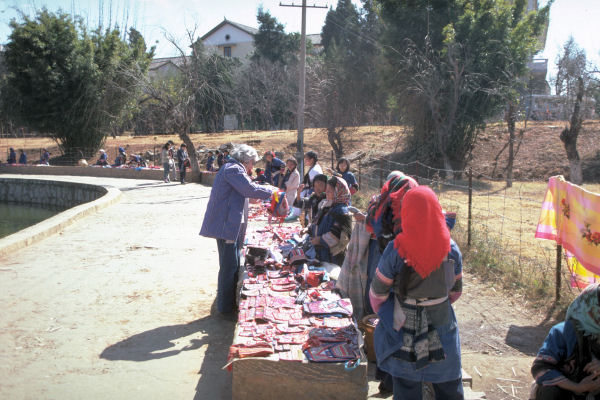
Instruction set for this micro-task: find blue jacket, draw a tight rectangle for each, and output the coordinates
[265,157,285,186]
[200,160,273,241]
[206,156,215,171]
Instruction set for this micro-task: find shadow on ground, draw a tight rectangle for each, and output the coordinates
[100,304,235,399]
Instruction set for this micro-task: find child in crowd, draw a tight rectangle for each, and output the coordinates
[254,168,267,184]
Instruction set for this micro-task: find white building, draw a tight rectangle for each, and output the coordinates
[201,19,258,60]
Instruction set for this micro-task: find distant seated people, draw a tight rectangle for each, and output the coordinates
[264,151,285,186]
[531,283,600,400]
[7,148,16,164]
[310,176,352,265]
[39,148,50,165]
[128,154,146,167]
[254,168,267,184]
[18,149,27,164]
[216,150,224,169]
[96,149,109,166]
[223,150,231,163]
[206,151,215,171]
[337,157,359,195]
[113,147,127,166]
[295,173,328,227]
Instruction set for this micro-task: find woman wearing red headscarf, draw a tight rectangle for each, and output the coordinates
[310,176,353,265]
[369,186,464,400]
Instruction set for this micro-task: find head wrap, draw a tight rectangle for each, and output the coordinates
[328,177,350,206]
[365,172,419,238]
[566,283,600,337]
[393,186,450,279]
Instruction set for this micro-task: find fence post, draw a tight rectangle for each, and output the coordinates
[379,159,384,188]
[358,159,362,188]
[468,167,473,247]
[556,244,562,302]
[154,146,157,166]
[331,150,334,170]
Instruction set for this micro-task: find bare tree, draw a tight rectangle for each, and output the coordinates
[555,38,589,185]
[131,29,232,177]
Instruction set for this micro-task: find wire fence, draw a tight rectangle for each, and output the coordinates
[348,154,587,303]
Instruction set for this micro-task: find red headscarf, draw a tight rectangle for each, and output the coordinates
[393,186,450,278]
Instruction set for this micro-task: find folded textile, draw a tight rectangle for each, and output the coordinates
[229,342,274,360]
[304,299,353,316]
[304,342,360,363]
[336,220,371,318]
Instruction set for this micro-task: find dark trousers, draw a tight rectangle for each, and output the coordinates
[216,239,240,313]
[535,384,594,400]
[179,165,186,183]
[392,376,464,400]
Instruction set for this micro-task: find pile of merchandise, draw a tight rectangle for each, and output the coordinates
[226,224,363,368]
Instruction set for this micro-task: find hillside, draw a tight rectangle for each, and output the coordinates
[2,121,599,183]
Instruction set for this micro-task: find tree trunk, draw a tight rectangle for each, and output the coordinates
[506,102,516,188]
[560,77,584,185]
[327,127,344,159]
[179,131,201,179]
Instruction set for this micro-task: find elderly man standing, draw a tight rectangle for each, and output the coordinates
[200,144,276,315]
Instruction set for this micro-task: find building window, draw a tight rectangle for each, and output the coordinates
[224,46,231,57]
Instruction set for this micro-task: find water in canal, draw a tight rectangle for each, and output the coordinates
[0,202,66,239]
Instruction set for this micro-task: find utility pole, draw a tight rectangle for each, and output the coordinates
[280,1,327,176]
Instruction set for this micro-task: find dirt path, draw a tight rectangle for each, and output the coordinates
[0,175,555,399]
[455,274,554,400]
[0,176,234,399]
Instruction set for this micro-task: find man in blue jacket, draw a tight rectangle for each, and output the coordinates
[200,144,276,315]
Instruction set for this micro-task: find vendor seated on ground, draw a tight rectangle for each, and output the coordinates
[96,149,109,166]
[128,154,146,167]
[531,283,600,400]
[7,148,17,164]
[113,147,127,166]
[253,168,267,184]
[309,176,352,266]
[39,148,50,165]
[18,149,27,164]
[295,174,328,227]
[206,151,215,171]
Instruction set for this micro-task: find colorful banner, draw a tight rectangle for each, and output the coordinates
[535,175,600,281]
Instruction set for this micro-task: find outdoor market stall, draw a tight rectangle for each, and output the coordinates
[225,202,368,400]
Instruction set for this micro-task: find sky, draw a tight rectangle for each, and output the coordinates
[0,0,598,83]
